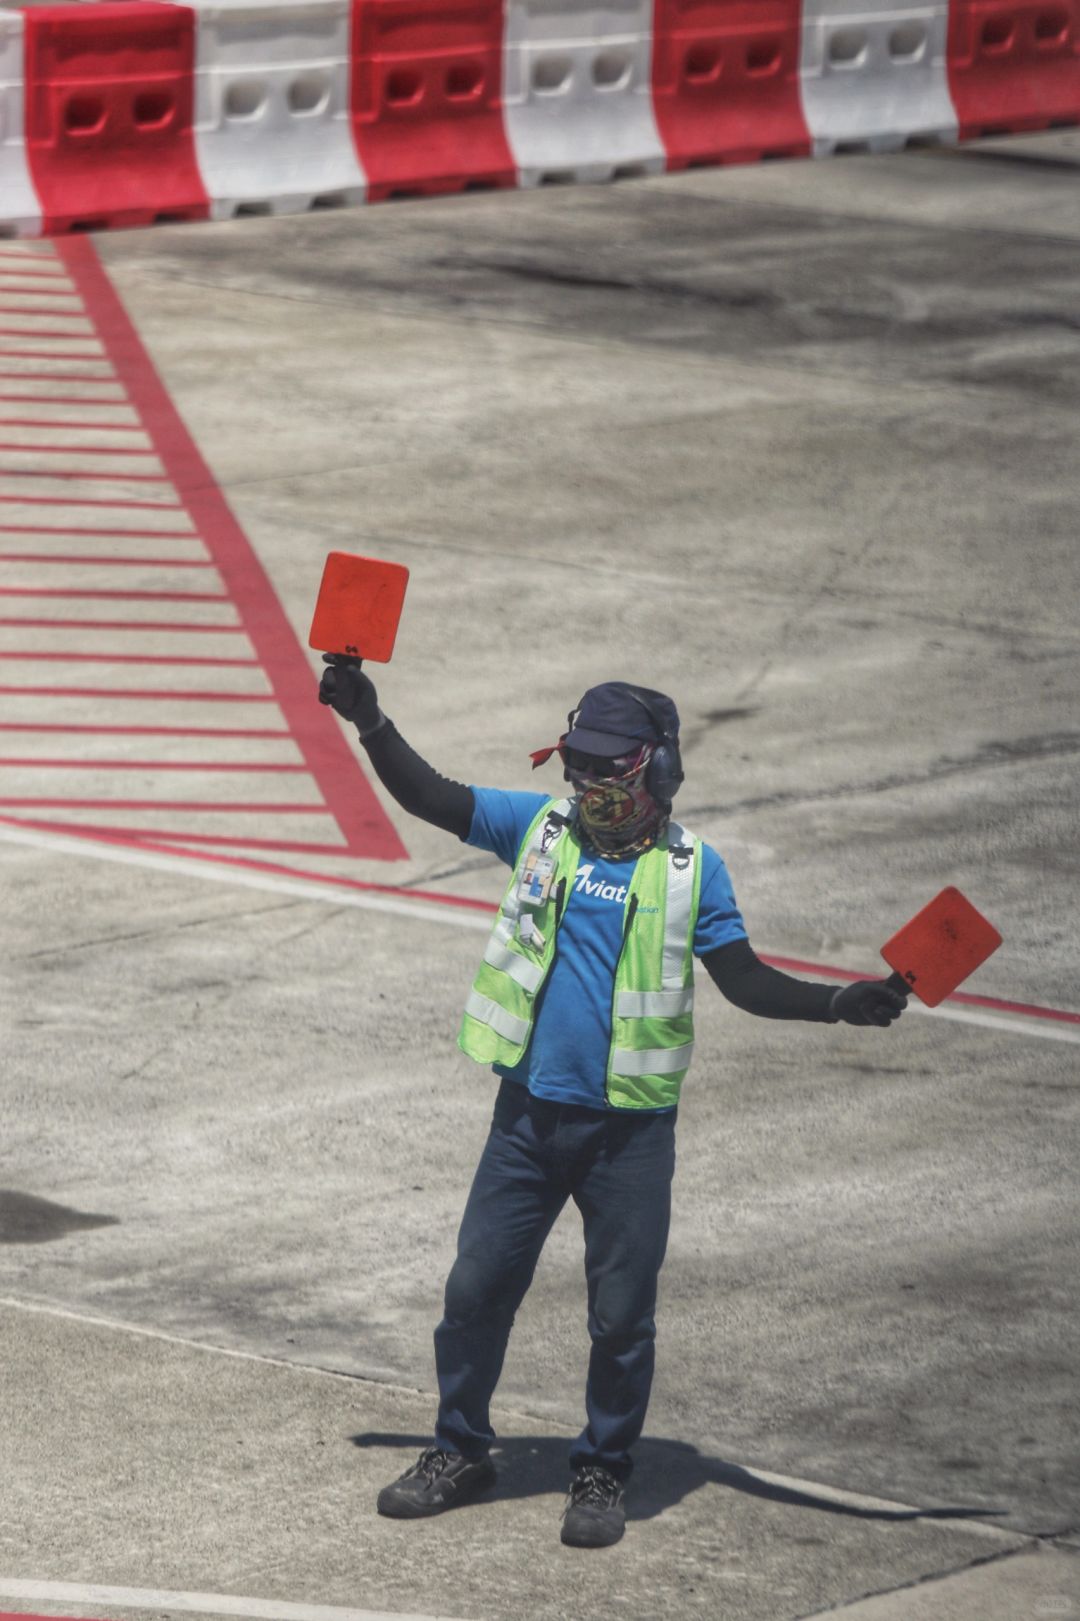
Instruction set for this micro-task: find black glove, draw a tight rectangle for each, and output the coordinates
[829,979,908,1027]
[318,654,384,737]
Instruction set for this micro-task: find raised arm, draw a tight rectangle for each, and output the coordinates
[318,656,473,839]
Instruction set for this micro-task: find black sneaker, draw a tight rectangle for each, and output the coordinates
[560,1465,626,1548]
[376,1444,496,1519]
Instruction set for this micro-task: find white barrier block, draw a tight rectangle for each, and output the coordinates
[0,9,41,238]
[799,0,958,155]
[503,0,664,187]
[188,0,365,220]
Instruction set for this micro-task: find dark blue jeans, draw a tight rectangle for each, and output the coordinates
[434,1077,676,1483]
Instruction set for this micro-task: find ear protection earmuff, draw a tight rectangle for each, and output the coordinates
[621,686,684,806]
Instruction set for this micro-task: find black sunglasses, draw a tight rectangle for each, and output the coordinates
[562,744,647,778]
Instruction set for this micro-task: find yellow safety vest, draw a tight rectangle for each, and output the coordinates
[458,798,702,1110]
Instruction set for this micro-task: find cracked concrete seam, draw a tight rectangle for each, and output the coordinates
[794,1538,1042,1619]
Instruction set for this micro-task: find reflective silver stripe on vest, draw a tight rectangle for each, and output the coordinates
[662,821,695,989]
[464,991,530,1047]
[616,987,695,1018]
[612,1042,695,1077]
[483,936,544,993]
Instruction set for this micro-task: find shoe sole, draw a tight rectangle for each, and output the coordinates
[560,1527,625,1548]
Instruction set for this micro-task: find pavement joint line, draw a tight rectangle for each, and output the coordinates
[0,1583,470,1621]
[0,1295,1028,1545]
[793,1538,1043,1618]
[1,820,1076,1044]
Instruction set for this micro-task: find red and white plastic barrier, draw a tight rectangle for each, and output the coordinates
[1,7,42,235]
[799,1,957,154]
[1,0,1078,237]
[503,0,665,186]
[193,0,365,219]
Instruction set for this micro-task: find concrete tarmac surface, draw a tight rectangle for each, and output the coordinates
[2,133,1079,1620]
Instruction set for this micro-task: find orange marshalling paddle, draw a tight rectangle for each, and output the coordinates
[308,551,410,664]
[881,886,1003,1007]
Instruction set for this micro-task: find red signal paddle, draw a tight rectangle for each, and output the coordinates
[308,552,410,664]
[881,886,1003,1007]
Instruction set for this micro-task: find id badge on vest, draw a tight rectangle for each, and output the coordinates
[518,851,556,909]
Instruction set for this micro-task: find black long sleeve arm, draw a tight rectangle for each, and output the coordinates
[360,719,474,840]
[703,938,836,1022]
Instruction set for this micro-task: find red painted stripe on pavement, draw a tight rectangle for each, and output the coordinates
[0,524,198,538]
[0,723,289,738]
[1,811,1074,1026]
[0,558,214,569]
[0,442,155,455]
[0,814,492,908]
[0,685,273,701]
[56,238,408,863]
[1,814,347,855]
[0,652,255,667]
[0,328,92,339]
[0,798,328,811]
[0,758,306,772]
[0,395,128,404]
[0,617,238,631]
[0,374,117,383]
[0,587,225,600]
[0,349,105,360]
[0,494,179,510]
[0,419,142,430]
[0,1613,108,1621]
[0,467,167,481]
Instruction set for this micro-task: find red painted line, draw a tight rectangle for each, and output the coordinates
[3,811,1075,1030]
[0,285,78,294]
[58,237,408,863]
[0,466,167,481]
[0,812,490,906]
[0,617,238,631]
[0,496,178,515]
[0,684,274,701]
[0,556,213,568]
[0,393,127,404]
[0,351,106,362]
[0,798,328,811]
[0,494,180,509]
[0,722,289,738]
[0,441,155,455]
[0,523,198,538]
[0,651,255,666]
[0,418,142,430]
[0,1612,111,1621]
[0,364,113,373]
[0,586,225,600]
[0,757,307,772]
[0,814,348,854]
[0,327,92,339]
[761,952,1080,1028]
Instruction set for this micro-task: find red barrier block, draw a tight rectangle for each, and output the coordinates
[23,2,209,233]
[948,0,1080,136]
[351,0,516,199]
[652,0,810,170]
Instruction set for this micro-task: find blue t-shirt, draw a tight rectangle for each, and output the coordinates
[465,788,748,1112]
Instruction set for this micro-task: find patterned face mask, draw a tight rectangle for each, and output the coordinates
[563,745,668,857]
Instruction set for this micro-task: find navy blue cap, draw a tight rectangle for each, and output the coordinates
[565,682,680,757]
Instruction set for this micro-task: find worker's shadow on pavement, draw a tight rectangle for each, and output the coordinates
[351,1431,1004,1524]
